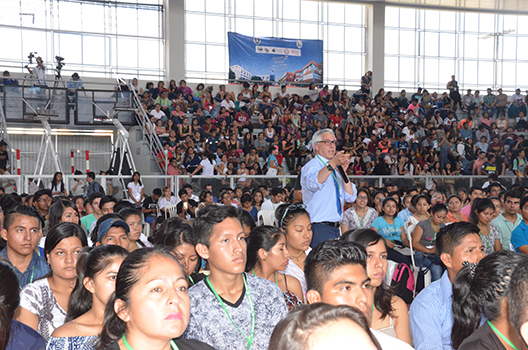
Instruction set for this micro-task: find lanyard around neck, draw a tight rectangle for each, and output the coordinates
[122,334,179,350]
[316,154,339,191]
[20,265,35,290]
[206,275,255,349]
[487,321,520,350]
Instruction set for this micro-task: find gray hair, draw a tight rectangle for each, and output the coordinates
[312,129,335,144]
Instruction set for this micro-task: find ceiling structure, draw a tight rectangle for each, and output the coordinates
[336,0,528,15]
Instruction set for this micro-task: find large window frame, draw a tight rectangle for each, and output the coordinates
[0,0,164,80]
[184,0,366,90]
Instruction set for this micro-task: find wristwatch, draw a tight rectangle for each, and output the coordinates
[326,163,334,172]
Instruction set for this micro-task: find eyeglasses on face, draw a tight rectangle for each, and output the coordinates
[317,140,336,146]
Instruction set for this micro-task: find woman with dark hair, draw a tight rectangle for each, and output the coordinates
[451,251,528,349]
[412,203,448,282]
[245,225,304,310]
[252,189,264,211]
[405,194,431,239]
[0,260,45,350]
[126,172,144,209]
[49,172,67,197]
[275,203,312,296]
[148,218,204,286]
[446,195,468,223]
[16,223,88,341]
[469,198,502,255]
[48,199,81,229]
[72,195,85,217]
[239,193,258,221]
[269,303,381,350]
[341,229,412,345]
[97,248,214,350]
[341,187,378,232]
[47,245,128,349]
[119,208,152,252]
[197,190,215,213]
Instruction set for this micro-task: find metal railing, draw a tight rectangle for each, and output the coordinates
[8,174,519,197]
[128,84,167,174]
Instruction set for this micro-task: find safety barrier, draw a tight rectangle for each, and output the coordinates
[8,174,517,200]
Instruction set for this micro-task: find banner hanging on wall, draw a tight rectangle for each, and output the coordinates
[228,32,323,85]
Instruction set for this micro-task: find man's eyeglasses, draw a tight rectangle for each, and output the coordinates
[317,140,336,146]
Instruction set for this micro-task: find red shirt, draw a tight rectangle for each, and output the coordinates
[235,112,249,124]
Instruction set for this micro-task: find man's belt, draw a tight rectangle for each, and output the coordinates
[313,221,340,228]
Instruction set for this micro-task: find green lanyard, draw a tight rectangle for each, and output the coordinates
[383,216,396,242]
[206,275,255,349]
[316,155,340,191]
[479,225,492,251]
[487,321,520,350]
[251,269,278,287]
[20,265,35,290]
[188,275,194,285]
[122,334,179,350]
[429,219,440,242]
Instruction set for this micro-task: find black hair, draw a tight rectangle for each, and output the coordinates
[340,229,394,319]
[98,248,186,350]
[130,172,142,186]
[411,194,431,208]
[193,205,240,248]
[446,195,461,206]
[49,199,79,229]
[245,226,284,272]
[275,203,310,229]
[504,190,522,201]
[469,197,495,224]
[521,195,528,210]
[86,192,105,206]
[380,197,399,218]
[152,188,162,196]
[3,205,44,230]
[452,251,528,349]
[66,245,128,322]
[51,172,65,193]
[468,186,483,197]
[0,259,19,350]
[118,208,140,221]
[305,240,367,294]
[45,222,88,275]
[33,189,52,202]
[87,171,96,180]
[431,203,448,215]
[268,303,382,350]
[90,213,124,245]
[240,193,252,205]
[270,187,284,197]
[0,194,21,215]
[237,208,256,232]
[148,217,194,248]
[509,260,528,346]
[436,222,480,256]
[113,200,134,214]
[99,196,117,210]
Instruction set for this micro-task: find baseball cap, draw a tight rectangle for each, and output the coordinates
[97,218,130,243]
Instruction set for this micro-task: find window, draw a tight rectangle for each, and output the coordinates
[0,0,164,80]
[184,0,366,90]
[385,7,528,93]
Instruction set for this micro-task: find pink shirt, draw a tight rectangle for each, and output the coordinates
[461,204,471,218]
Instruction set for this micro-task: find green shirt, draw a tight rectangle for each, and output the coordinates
[492,213,523,250]
[80,213,96,234]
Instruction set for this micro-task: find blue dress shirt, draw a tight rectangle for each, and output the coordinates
[7,320,45,350]
[301,156,357,223]
[410,271,454,350]
[511,220,528,253]
[0,248,50,289]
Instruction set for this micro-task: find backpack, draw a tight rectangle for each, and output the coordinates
[464,143,476,161]
[391,263,415,304]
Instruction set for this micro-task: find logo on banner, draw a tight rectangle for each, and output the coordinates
[296,40,303,48]
[254,37,261,45]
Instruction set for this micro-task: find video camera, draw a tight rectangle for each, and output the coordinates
[27,52,37,64]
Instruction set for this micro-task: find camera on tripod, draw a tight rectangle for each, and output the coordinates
[28,52,37,64]
[55,56,65,79]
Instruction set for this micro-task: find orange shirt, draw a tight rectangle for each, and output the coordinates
[445,211,468,223]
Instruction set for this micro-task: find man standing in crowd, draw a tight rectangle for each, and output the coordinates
[85,171,103,197]
[410,222,485,350]
[492,190,522,250]
[301,129,357,247]
[32,189,52,220]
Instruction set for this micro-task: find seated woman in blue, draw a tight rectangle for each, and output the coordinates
[371,197,411,266]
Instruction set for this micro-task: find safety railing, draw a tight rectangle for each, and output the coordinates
[9,174,519,198]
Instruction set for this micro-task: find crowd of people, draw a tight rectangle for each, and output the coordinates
[133,75,528,194]
[4,75,528,350]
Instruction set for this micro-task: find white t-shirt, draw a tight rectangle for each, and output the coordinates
[261,199,284,211]
[221,100,235,110]
[127,182,144,204]
[150,109,165,120]
[372,329,414,350]
[158,196,178,210]
[200,159,215,176]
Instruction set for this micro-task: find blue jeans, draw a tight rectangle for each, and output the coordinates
[415,251,444,282]
[310,223,340,248]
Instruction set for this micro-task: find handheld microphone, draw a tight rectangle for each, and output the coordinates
[337,165,350,184]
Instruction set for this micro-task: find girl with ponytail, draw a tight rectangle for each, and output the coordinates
[451,250,528,349]
[48,245,128,349]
